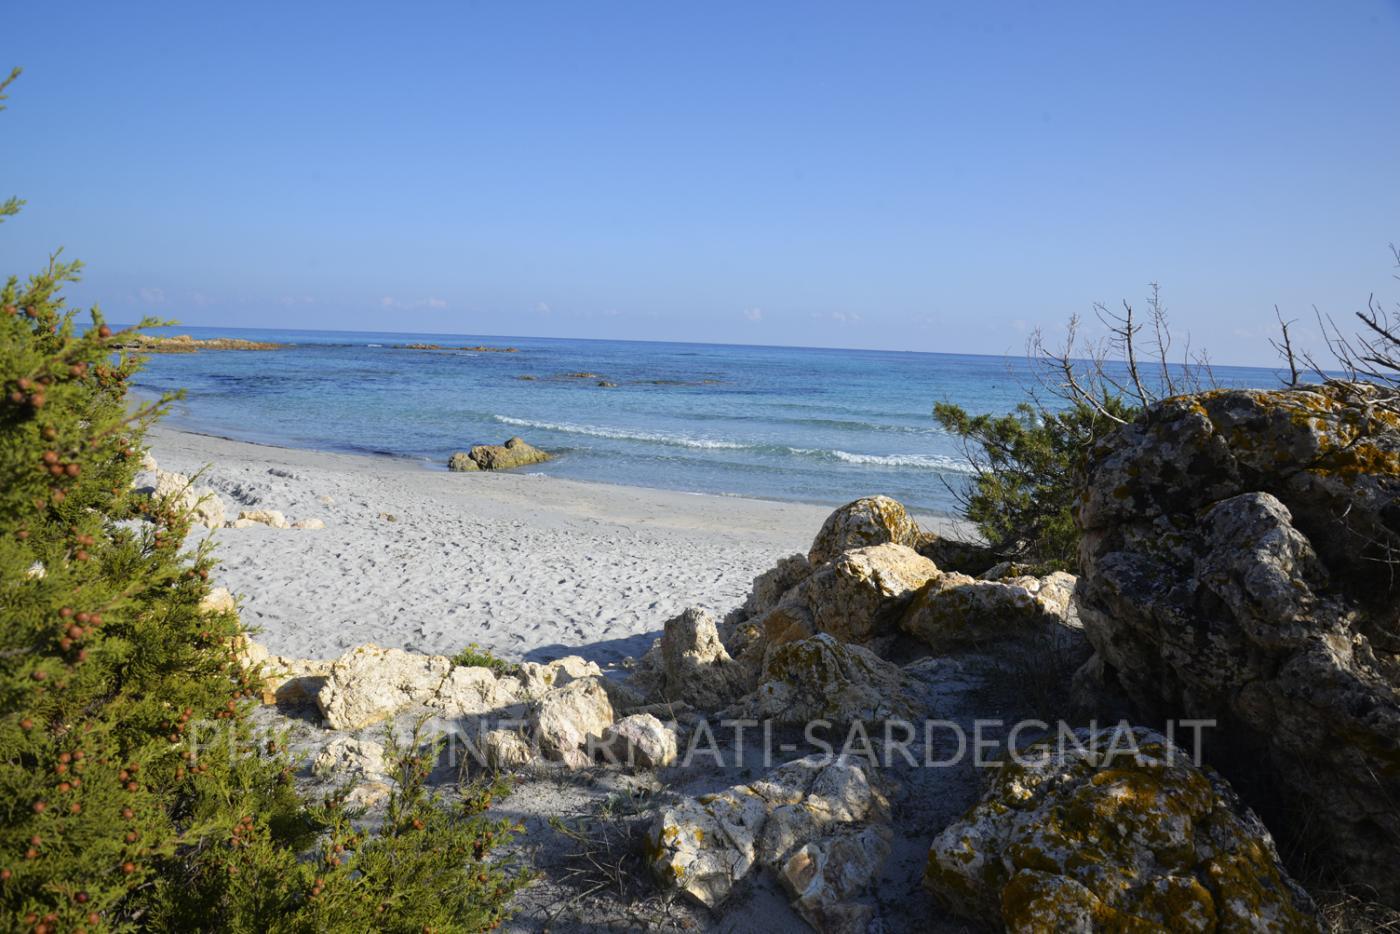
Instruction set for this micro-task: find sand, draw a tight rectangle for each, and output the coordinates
[148,426,964,665]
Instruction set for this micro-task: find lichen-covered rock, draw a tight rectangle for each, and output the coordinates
[649,755,887,913]
[312,737,388,780]
[530,676,614,768]
[786,543,939,643]
[633,607,749,709]
[808,495,921,565]
[925,726,1320,932]
[598,713,678,768]
[722,633,911,724]
[480,729,533,770]
[516,655,603,699]
[316,644,453,729]
[1077,385,1400,903]
[900,569,1079,652]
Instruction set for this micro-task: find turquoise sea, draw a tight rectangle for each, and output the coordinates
[129,326,1287,514]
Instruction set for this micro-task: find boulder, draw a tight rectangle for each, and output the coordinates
[199,586,237,615]
[292,517,325,530]
[480,729,533,771]
[432,665,523,717]
[899,570,1079,652]
[925,726,1320,932]
[316,644,453,729]
[530,676,614,768]
[236,640,333,706]
[738,553,813,621]
[1077,385,1400,902]
[649,755,887,913]
[598,713,678,768]
[780,826,892,934]
[633,607,749,709]
[722,634,910,724]
[808,495,921,565]
[785,543,939,643]
[452,436,552,471]
[312,737,389,781]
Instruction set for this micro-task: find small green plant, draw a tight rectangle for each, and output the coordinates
[451,643,516,677]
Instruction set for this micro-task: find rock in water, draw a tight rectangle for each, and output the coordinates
[447,451,479,472]
[450,436,552,471]
[808,495,921,565]
[925,726,1320,932]
[1076,385,1400,904]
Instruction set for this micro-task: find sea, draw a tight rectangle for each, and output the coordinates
[128,326,1289,515]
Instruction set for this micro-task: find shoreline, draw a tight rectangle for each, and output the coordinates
[148,425,968,663]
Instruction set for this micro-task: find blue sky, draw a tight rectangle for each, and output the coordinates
[3,1,1398,364]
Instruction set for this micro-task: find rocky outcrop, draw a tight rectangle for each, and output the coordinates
[237,639,333,706]
[808,495,921,565]
[632,607,749,708]
[480,729,533,770]
[785,543,939,643]
[722,634,911,724]
[118,334,283,353]
[516,656,603,699]
[925,726,1320,932]
[448,437,552,471]
[1077,385,1400,903]
[914,530,998,577]
[650,754,888,924]
[530,676,614,768]
[899,569,1079,652]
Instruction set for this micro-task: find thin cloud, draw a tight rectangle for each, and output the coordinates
[743,307,763,322]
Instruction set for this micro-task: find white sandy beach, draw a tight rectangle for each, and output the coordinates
[148,426,963,665]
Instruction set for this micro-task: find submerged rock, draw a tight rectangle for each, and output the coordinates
[1077,385,1400,903]
[925,726,1320,932]
[808,495,922,565]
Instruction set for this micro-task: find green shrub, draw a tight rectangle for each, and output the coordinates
[933,395,1137,573]
[0,68,524,932]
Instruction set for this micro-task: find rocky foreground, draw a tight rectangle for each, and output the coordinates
[184,384,1396,932]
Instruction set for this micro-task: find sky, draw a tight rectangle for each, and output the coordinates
[2,1,1398,365]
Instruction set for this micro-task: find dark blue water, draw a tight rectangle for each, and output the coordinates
[128,326,1290,513]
